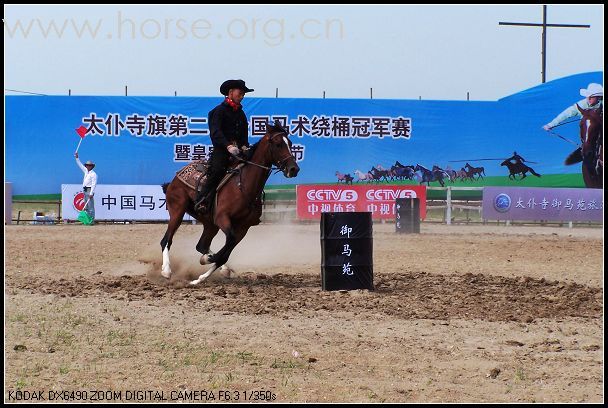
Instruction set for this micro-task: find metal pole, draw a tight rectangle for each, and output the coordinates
[542,5,547,83]
[276,88,279,98]
[370,87,373,99]
[466,91,469,101]
[446,187,452,225]
[69,89,71,96]
[323,91,325,99]
[125,85,128,96]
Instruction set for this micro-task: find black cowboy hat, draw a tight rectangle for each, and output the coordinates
[220,79,254,96]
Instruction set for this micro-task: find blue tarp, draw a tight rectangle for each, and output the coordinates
[5,71,603,195]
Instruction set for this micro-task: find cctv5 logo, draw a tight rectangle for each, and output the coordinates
[306,189,358,202]
[366,189,417,201]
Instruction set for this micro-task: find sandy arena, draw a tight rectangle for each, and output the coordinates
[4,222,603,403]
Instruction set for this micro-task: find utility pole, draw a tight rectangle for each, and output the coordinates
[499,5,590,83]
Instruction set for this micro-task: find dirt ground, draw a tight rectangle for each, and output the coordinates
[4,221,604,403]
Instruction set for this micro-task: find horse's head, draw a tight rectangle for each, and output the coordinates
[577,104,603,148]
[500,159,508,166]
[261,122,300,178]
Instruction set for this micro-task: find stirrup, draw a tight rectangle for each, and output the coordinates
[194,197,208,212]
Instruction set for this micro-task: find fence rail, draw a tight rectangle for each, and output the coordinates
[9,187,602,227]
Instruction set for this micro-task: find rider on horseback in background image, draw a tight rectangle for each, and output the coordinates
[195,79,254,212]
[508,151,526,165]
[542,83,603,165]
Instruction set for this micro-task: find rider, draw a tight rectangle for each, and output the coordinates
[508,151,526,165]
[195,79,254,212]
[542,83,603,164]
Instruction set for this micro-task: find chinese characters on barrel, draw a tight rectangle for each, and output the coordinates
[340,225,353,276]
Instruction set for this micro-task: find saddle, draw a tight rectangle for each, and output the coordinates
[176,159,248,196]
[176,160,209,194]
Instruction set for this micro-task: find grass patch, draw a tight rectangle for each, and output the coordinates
[515,367,526,382]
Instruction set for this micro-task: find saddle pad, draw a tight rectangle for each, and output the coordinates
[176,160,207,191]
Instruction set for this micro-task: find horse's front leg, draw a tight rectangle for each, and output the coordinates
[190,219,249,285]
[160,198,186,279]
[196,221,220,264]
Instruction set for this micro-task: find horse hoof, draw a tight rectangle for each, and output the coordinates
[220,265,233,278]
[200,254,214,265]
[161,269,171,279]
[189,277,206,285]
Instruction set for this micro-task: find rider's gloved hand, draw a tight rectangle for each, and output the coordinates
[542,124,552,131]
[227,145,240,155]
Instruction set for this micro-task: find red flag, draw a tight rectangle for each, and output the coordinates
[76,125,87,138]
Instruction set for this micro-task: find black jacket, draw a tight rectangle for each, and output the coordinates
[208,101,249,150]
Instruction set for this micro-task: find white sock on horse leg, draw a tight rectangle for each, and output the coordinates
[161,247,172,278]
[190,265,218,285]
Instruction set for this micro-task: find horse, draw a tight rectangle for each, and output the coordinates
[369,166,390,182]
[443,166,458,182]
[392,161,416,180]
[354,169,374,183]
[160,122,300,285]
[458,167,473,181]
[500,159,541,180]
[432,165,452,184]
[414,164,448,187]
[335,171,354,185]
[464,162,485,180]
[390,164,415,180]
[577,105,603,189]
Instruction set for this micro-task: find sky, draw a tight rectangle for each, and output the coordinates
[3,4,604,101]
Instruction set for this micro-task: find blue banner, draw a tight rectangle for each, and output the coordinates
[6,71,603,196]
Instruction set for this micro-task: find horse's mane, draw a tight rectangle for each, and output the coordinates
[266,121,289,136]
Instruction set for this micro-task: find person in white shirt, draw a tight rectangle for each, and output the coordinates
[74,152,98,224]
[542,83,603,165]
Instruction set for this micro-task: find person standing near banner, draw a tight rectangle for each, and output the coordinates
[195,79,254,212]
[74,152,97,224]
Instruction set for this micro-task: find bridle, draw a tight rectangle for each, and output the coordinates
[232,130,295,174]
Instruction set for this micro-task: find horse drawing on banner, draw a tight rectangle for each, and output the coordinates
[392,161,416,180]
[369,166,390,182]
[354,170,374,183]
[160,122,300,285]
[464,163,485,180]
[500,159,541,180]
[577,105,603,189]
[415,164,449,187]
[335,171,354,185]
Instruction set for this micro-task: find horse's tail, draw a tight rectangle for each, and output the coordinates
[161,182,170,194]
[529,168,541,177]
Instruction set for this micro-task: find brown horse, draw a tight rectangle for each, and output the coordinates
[577,105,603,189]
[160,122,300,284]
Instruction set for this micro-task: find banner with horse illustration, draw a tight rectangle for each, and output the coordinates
[6,71,602,197]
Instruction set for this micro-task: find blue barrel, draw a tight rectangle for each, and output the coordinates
[320,212,374,291]
[396,198,420,233]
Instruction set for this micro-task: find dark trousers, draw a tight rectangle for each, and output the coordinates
[198,149,230,202]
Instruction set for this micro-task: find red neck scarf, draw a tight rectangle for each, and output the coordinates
[224,97,241,111]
